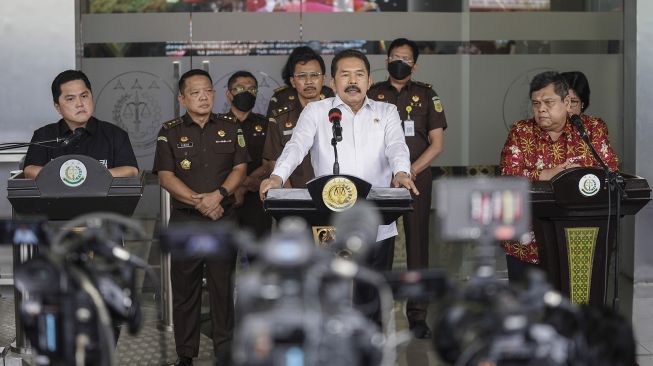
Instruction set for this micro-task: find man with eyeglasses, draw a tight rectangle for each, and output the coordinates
[368,38,446,339]
[263,46,334,188]
[153,69,249,366]
[220,70,273,239]
[500,71,618,282]
[260,49,418,324]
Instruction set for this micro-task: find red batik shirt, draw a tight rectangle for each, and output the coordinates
[500,114,619,263]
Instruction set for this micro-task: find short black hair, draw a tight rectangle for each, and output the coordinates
[282,46,326,86]
[51,70,92,104]
[387,38,419,62]
[227,70,257,91]
[529,71,569,101]
[331,49,370,77]
[178,69,213,95]
[561,71,591,112]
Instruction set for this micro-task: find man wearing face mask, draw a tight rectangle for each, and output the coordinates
[221,71,272,239]
[263,46,334,188]
[368,38,447,339]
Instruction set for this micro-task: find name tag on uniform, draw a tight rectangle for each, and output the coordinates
[403,119,415,137]
[283,129,294,136]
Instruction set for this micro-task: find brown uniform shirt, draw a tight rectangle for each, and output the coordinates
[152,113,250,209]
[218,111,268,176]
[262,85,334,188]
[368,80,447,163]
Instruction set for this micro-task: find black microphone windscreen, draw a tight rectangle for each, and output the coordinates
[332,200,381,259]
[328,108,342,123]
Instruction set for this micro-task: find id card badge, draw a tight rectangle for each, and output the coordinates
[404,119,415,137]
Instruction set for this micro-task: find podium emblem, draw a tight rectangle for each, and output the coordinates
[59,159,87,187]
[578,174,600,197]
[322,177,358,212]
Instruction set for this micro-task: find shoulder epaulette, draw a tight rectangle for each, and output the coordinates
[270,103,295,118]
[369,81,386,90]
[274,85,289,93]
[216,113,236,122]
[413,80,433,89]
[251,112,267,121]
[162,118,182,129]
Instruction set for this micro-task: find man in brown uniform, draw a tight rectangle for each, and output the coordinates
[263,46,333,187]
[368,38,446,339]
[221,70,272,239]
[153,69,249,366]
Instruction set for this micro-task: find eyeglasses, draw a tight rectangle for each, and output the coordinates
[531,98,561,109]
[230,86,258,95]
[388,55,414,65]
[292,72,323,82]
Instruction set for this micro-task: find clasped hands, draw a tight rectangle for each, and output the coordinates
[191,190,225,220]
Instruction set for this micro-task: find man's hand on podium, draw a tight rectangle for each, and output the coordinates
[259,175,283,201]
[393,171,419,196]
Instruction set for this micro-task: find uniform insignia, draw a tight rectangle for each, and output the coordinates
[414,80,432,89]
[270,96,277,103]
[412,95,420,103]
[270,103,295,118]
[285,121,293,128]
[274,85,288,93]
[269,117,277,123]
[255,124,263,132]
[162,118,182,130]
[180,136,189,142]
[180,159,191,170]
[157,136,168,142]
[405,105,413,114]
[320,94,325,100]
[377,94,384,100]
[288,95,295,101]
[218,130,226,137]
[237,128,246,147]
[434,100,443,113]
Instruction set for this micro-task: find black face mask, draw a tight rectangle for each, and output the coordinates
[232,91,256,112]
[387,60,413,80]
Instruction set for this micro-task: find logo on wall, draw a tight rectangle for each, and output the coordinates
[96,71,176,159]
[60,159,87,187]
[578,174,601,197]
[502,67,553,131]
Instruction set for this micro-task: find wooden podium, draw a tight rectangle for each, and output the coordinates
[531,167,650,304]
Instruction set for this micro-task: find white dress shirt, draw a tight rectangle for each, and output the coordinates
[272,95,412,241]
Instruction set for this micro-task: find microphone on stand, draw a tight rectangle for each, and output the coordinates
[328,108,343,175]
[61,128,85,147]
[329,108,343,142]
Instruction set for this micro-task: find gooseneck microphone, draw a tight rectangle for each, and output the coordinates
[329,108,343,142]
[570,114,609,173]
[61,127,85,147]
[328,108,343,175]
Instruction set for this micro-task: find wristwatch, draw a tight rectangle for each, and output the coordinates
[218,186,229,198]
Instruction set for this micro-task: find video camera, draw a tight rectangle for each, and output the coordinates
[9,213,151,366]
[160,202,395,366]
[431,177,636,366]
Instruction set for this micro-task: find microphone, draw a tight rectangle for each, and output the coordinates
[570,114,610,174]
[329,108,342,142]
[331,200,381,261]
[61,128,85,147]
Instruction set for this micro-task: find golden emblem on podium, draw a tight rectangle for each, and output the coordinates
[322,177,357,212]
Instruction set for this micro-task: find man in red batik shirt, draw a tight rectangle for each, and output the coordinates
[500,71,619,281]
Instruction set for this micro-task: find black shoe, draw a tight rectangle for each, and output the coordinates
[174,357,193,366]
[409,320,432,339]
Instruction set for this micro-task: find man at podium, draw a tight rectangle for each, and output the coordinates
[500,71,619,280]
[23,70,138,179]
[260,49,417,322]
